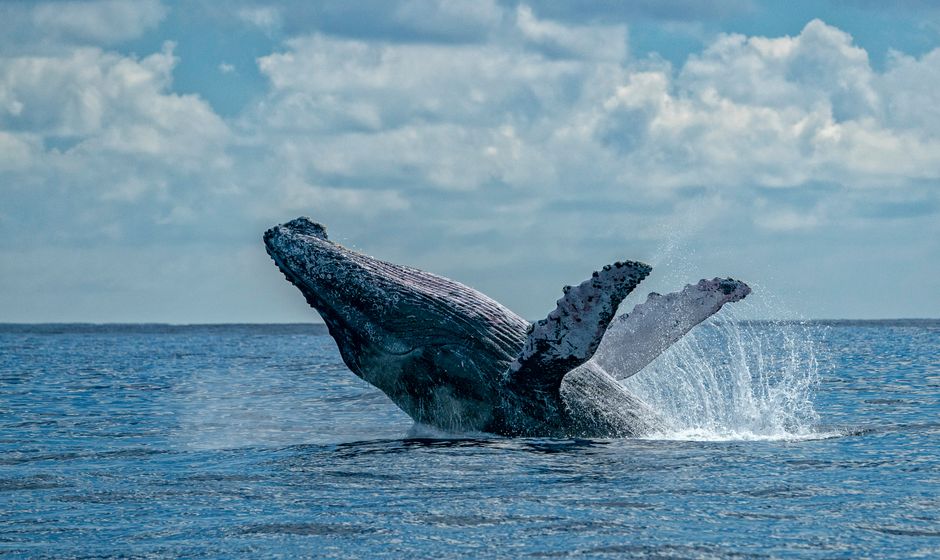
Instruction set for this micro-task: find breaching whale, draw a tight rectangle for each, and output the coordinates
[264,217,750,437]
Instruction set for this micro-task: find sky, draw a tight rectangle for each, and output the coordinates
[1,0,939,323]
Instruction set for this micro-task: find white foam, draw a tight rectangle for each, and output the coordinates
[608,299,828,442]
[639,428,841,443]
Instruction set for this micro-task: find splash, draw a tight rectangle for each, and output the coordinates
[608,301,827,442]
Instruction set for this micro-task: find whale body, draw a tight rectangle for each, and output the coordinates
[264,217,750,437]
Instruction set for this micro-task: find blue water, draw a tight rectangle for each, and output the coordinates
[1,321,938,558]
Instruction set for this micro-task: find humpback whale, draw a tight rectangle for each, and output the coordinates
[264,217,750,437]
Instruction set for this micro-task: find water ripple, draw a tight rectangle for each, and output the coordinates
[0,323,938,558]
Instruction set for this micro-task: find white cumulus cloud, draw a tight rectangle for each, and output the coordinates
[1,3,939,321]
[0,0,166,50]
[236,5,282,34]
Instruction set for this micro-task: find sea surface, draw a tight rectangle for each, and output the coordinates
[1,321,938,558]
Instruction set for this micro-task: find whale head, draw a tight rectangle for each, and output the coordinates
[263,217,529,429]
[263,217,395,356]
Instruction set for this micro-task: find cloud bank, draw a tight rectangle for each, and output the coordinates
[0,1,937,321]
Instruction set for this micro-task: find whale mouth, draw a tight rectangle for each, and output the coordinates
[263,222,346,330]
[263,230,309,296]
[263,218,335,295]
[262,218,332,284]
[265,217,329,242]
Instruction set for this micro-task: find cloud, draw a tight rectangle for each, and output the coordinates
[754,204,827,232]
[836,0,940,10]
[236,13,940,323]
[222,0,505,43]
[0,41,228,163]
[390,0,504,41]
[881,48,940,135]
[251,18,940,209]
[2,4,940,320]
[679,20,878,119]
[0,0,166,50]
[236,5,282,34]
[515,5,626,61]
[0,40,231,248]
[6,10,940,238]
[522,0,755,23]
[591,19,940,200]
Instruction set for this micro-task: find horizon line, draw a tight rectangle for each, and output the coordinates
[2,318,938,327]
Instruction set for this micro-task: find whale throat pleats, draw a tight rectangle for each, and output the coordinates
[505,260,651,399]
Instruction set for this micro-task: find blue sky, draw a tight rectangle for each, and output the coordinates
[1,0,939,322]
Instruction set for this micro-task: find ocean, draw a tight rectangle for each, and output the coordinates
[1,320,938,558]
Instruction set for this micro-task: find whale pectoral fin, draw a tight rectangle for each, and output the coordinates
[593,278,751,380]
[505,260,651,398]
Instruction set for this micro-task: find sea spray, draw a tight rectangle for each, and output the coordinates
[613,303,826,441]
